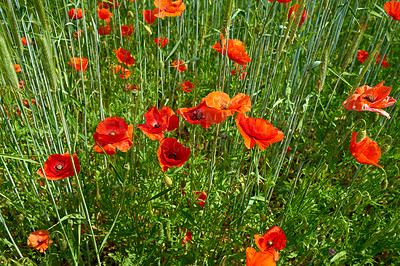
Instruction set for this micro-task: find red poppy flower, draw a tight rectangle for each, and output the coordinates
[153,0,186,18]
[137,106,179,141]
[68,57,89,72]
[350,132,381,167]
[231,64,247,79]
[178,81,194,92]
[93,117,133,155]
[157,138,190,172]
[24,99,35,107]
[97,8,113,22]
[105,0,123,7]
[27,230,53,253]
[212,34,251,66]
[288,4,308,26]
[202,91,251,124]
[384,1,400,21]
[246,247,276,266]
[268,0,292,3]
[98,23,112,35]
[126,84,140,93]
[14,64,22,73]
[143,9,159,25]
[177,101,213,129]
[182,229,192,245]
[19,81,25,88]
[112,65,131,79]
[113,48,136,66]
[21,37,33,45]
[235,113,284,150]
[194,191,207,207]
[74,29,84,39]
[154,37,169,47]
[356,50,369,63]
[342,81,396,119]
[36,152,81,180]
[68,8,85,20]
[375,53,389,67]
[98,2,109,9]
[171,60,187,72]
[121,25,134,36]
[254,226,287,261]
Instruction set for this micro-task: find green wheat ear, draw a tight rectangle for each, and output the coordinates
[4,0,23,53]
[38,34,58,91]
[0,29,19,89]
[32,0,49,30]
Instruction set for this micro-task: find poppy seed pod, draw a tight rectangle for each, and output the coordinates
[380,143,391,153]
[164,176,173,187]
[128,11,134,17]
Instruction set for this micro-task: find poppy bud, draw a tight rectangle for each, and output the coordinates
[17,214,24,223]
[164,176,173,187]
[374,112,380,122]
[381,143,391,153]
[124,163,130,170]
[380,178,388,190]
[128,11,134,18]
[60,239,68,250]
[158,223,164,238]
[355,130,367,144]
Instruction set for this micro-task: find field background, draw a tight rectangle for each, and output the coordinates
[0,0,399,265]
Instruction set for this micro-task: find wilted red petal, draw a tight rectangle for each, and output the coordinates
[350,132,381,167]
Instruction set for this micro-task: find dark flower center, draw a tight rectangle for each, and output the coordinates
[55,163,64,171]
[38,239,43,243]
[192,110,205,121]
[168,153,176,159]
[153,123,162,128]
[109,131,117,136]
[267,240,274,247]
[222,104,229,110]
[362,95,374,103]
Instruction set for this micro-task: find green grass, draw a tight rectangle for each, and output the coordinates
[0,0,399,265]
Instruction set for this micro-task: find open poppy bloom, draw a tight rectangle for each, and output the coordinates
[171,60,187,72]
[350,132,381,167]
[342,81,396,119]
[97,8,113,22]
[68,57,89,72]
[98,23,112,35]
[246,247,276,266]
[98,2,109,9]
[157,138,190,171]
[37,152,80,180]
[21,37,33,45]
[384,1,400,21]
[68,8,85,20]
[182,229,192,245]
[356,50,369,63]
[137,106,179,141]
[288,4,309,26]
[154,37,169,47]
[112,65,131,79]
[212,34,251,66]
[93,117,133,155]
[23,99,35,107]
[126,84,140,93]
[14,64,22,73]
[113,48,136,66]
[153,0,186,18]
[375,53,389,67]
[143,9,159,25]
[27,230,53,253]
[194,191,207,207]
[121,25,134,36]
[178,81,194,92]
[202,91,251,124]
[177,101,212,129]
[235,113,284,150]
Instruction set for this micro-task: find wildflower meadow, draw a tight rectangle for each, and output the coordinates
[0,0,400,265]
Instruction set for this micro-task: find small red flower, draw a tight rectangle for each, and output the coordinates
[350,132,381,167]
[27,230,53,253]
[36,152,81,180]
[21,37,33,45]
[24,99,35,107]
[143,9,159,25]
[253,226,287,262]
[98,23,112,35]
[231,64,247,79]
[93,117,133,155]
[14,64,22,73]
[68,57,89,72]
[356,50,369,63]
[384,1,400,21]
[182,229,192,245]
[235,113,284,150]
[113,48,136,66]
[74,29,84,39]
[268,0,292,2]
[112,65,131,79]
[288,4,309,26]
[157,138,190,172]
[68,8,85,20]
[126,84,140,93]
[171,60,187,72]
[121,25,134,36]
[375,53,389,67]
[137,106,179,141]
[212,34,251,65]
[176,101,212,129]
[97,8,113,22]
[342,81,396,119]
[98,2,109,9]
[194,191,207,207]
[178,81,194,92]
[154,37,169,47]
